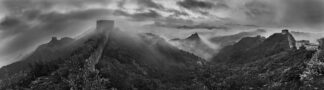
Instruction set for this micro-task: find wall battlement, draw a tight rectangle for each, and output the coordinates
[282,29,289,35]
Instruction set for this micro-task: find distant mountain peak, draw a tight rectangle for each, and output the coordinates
[186,32,201,40]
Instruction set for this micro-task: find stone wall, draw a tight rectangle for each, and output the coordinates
[282,29,297,49]
[318,38,324,50]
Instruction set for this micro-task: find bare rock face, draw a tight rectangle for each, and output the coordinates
[212,35,266,63]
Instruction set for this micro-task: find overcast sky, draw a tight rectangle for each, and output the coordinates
[1,0,324,67]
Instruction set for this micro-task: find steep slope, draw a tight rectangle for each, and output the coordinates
[213,30,297,64]
[170,33,215,59]
[0,37,76,79]
[197,48,317,89]
[194,31,323,89]
[213,35,266,63]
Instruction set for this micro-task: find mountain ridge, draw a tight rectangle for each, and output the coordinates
[2,20,324,89]
[210,29,267,48]
[0,20,205,90]
[213,29,297,64]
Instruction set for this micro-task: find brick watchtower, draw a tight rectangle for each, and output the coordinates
[96,20,114,34]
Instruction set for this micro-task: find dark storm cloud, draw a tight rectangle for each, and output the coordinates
[116,0,187,19]
[131,10,161,19]
[244,1,277,25]
[244,0,324,27]
[35,9,112,29]
[3,0,51,13]
[0,9,112,35]
[176,0,229,16]
[282,0,324,26]
[0,15,35,38]
[177,0,214,9]
[0,9,113,55]
[116,0,164,10]
[0,17,27,32]
[175,25,229,30]
[153,17,230,30]
[114,10,161,21]
[2,0,113,13]
[214,1,229,9]
[137,0,163,9]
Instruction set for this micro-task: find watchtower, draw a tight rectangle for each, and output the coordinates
[96,20,114,33]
